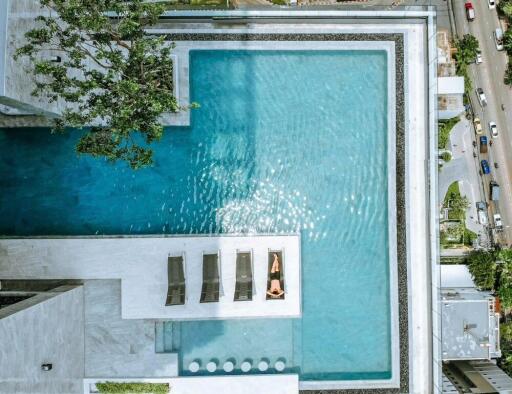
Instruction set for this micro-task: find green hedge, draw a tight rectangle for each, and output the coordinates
[96,382,169,394]
[438,117,460,150]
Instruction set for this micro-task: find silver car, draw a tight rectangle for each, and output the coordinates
[476,88,487,107]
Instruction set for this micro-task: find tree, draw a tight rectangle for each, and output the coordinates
[450,194,470,219]
[499,0,512,20]
[441,151,451,162]
[504,29,512,55]
[15,0,179,169]
[454,34,480,65]
[467,250,497,290]
[445,222,465,241]
[505,62,512,86]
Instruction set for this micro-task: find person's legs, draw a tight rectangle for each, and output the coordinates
[271,253,279,273]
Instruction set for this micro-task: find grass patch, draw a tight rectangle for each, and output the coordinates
[438,117,460,150]
[96,382,169,394]
[444,181,461,220]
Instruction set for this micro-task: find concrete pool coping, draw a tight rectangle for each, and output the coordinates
[152,28,405,391]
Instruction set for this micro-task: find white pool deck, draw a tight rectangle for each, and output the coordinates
[84,375,299,394]
[0,234,301,320]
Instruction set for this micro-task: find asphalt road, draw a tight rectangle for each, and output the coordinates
[452,0,512,245]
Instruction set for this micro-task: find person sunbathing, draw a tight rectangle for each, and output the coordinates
[267,253,284,298]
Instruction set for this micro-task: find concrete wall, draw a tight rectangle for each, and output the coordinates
[0,0,61,116]
[0,285,84,394]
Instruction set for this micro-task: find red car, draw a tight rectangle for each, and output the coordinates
[465,2,475,21]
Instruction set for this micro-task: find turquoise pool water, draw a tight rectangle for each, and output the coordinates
[0,50,391,380]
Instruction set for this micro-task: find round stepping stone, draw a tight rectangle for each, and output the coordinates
[223,361,234,372]
[258,360,269,372]
[241,361,252,372]
[274,360,285,372]
[188,361,200,373]
[206,361,217,373]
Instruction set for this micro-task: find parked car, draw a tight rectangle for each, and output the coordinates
[480,135,488,153]
[476,88,487,106]
[476,51,483,64]
[481,159,490,174]
[494,213,503,230]
[465,2,475,21]
[474,117,483,134]
[488,0,496,9]
[476,202,488,225]
[495,28,504,51]
[490,181,500,201]
[489,121,498,138]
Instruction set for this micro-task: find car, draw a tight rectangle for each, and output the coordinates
[476,88,487,106]
[489,121,498,138]
[480,135,488,153]
[476,52,483,64]
[474,117,483,134]
[481,159,490,174]
[489,0,496,9]
[494,213,503,229]
[495,28,504,51]
[465,2,475,21]
[477,202,488,225]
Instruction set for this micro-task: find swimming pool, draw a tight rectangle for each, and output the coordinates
[0,49,392,381]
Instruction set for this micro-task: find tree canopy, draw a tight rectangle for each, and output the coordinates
[467,250,497,290]
[15,0,179,169]
[454,34,480,65]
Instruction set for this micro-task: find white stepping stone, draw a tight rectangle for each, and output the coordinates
[258,360,269,372]
[223,361,234,372]
[241,361,252,372]
[206,361,217,373]
[274,360,285,372]
[188,361,200,373]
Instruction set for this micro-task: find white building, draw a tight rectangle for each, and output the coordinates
[438,76,465,121]
[441,265,512,393]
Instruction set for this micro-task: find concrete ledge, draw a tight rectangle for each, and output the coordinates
[84,374,299,394]
[0,234,301,320]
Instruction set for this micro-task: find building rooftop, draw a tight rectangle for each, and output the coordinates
[441,289,500,361]
[440,265,476,289]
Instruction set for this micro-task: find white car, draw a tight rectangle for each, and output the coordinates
[476,88,487,107]
[476,52,483,64]
[494,213,503,229]
[489,0,496,9]
[495,28,504,51]
[489,121,498,138]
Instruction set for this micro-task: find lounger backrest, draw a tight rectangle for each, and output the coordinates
[201,253,220,303]
[166,255,185,306]
[203,253,219,281]
[234,251,253,301]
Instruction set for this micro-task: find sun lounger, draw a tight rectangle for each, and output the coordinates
[166,255,185,306]
[266,250,285,300]
[234,250,253,301]
[201,252,220,303]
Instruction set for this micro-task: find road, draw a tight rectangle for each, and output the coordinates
[453,0,512,245]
